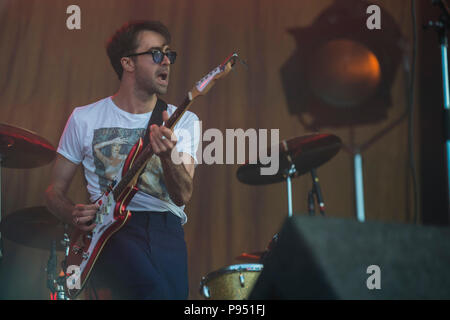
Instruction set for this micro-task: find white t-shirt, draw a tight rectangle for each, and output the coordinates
[57,96,200,224]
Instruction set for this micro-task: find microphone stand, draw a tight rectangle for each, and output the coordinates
[425,0,450,217]
[46,240,58,299]
[308,169,326,216]
[46,227,71,300]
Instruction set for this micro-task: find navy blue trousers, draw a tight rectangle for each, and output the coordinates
[88,211,189,300]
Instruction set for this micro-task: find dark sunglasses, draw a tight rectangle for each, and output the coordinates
[126,49,177,64]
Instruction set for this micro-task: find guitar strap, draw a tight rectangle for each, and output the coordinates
[121,98,168,178]
[142,98,168,148]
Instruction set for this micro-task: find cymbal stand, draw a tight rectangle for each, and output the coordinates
[284,163,297,217]
[0,138,14,262]
[58,225,71,300]
[61,225,70,264]
[46,240,58,299]
[46,227,71,300]
[53,274,68,300]
[307,169,325,216]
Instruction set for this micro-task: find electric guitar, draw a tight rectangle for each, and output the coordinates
[64,53,241,299]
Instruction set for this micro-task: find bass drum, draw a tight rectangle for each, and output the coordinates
[199,264,263,300]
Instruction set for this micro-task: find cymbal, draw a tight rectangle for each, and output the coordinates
[237,133,342,185]
[0,206,65,251]
[0,123,56,168]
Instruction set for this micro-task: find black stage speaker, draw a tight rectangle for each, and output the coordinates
[249,215,450,299]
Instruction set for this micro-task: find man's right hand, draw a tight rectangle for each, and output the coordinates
[71,203,99,232]
[45,154,100,233]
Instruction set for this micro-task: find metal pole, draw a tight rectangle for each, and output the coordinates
[440,37,450,216]
[424,0,450,221]
[285,163,296,217]
[286,175,293,217]
[354,152,365,222]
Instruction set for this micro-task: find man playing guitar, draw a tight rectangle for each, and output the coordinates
[45,20,199,299]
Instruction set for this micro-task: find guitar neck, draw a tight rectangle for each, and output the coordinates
[112,94,194,201]
[111,52,240,201]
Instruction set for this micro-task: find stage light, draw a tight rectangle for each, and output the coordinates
[281,0,404,128]
[308,39,381,108]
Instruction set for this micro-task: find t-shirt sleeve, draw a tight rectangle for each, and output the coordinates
[173,111,200,165]
[57,110,84,164]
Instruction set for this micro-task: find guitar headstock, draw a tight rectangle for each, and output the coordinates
[189,53,241,101]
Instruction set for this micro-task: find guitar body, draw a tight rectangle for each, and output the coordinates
[65,138,143,299]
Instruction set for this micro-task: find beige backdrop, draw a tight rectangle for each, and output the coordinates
[0,0,420,299]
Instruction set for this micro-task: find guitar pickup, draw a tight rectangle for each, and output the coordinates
[95,213,103,224]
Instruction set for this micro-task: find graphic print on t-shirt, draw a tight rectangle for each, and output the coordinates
[92,127,171,203]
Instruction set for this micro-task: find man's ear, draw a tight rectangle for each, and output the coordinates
[121,57,135,74]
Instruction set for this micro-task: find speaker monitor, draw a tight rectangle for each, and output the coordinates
[249,215,450,299]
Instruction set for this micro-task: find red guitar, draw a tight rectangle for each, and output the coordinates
[64,53,241,299]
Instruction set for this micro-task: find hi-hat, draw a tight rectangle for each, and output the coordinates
[237,133,342,185]
[0,123,56,168]
[0,206,65,251]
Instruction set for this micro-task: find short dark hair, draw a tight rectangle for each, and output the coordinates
[106,20,171,80]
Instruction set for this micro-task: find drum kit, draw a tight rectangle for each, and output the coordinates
[0,123,68,299]
[199,133,342,300]
[0,122,342,300]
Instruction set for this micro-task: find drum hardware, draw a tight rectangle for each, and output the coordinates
[46,223,72,300]
[46,239,70,300]
[284,163,297,217]
[61,226,71,261]
[0,206,69,299]
[202,283,211,299]
[204,134,341,300]
[202,238,278,300]
[235,233,279,264]
[239,273,245,287]
[0,206,66,251]
[237,133,341,217]
[307,168,325,216]
[0,123,56,261]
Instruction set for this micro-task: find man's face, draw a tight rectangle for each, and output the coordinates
[132,30,171,96]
